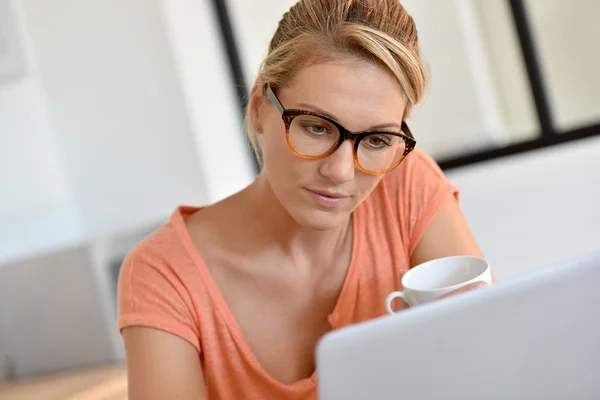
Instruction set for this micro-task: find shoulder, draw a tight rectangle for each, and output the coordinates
[364,148,458,253]
[122,206,200,270]
[120,220,186,281]
[117,207,202,313]
[117,208,204,351]
[382,148,449,192]
[367,148,455,206]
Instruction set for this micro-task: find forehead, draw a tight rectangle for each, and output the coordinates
[278,60,408,130]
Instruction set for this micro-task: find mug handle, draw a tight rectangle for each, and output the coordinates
[385,291,406,314]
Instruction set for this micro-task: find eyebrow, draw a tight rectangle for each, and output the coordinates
[296,102,403,131]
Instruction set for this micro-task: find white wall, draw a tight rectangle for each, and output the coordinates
[159,0,255,204]
[447,135,600,281]
[19,0,207,239]
[0,77,69,226]
[401,0,510,158]
[0,0,26,80]
[227,0,297,86]
[476,0,539,141]
[527,0,600,130]
[0,0,83,264]
[2,0,256,264]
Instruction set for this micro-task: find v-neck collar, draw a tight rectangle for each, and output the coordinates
[170,205,363,389]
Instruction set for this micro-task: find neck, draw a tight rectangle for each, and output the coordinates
[237,173,352,268]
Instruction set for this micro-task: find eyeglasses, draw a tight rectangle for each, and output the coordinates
[266,84,416,175]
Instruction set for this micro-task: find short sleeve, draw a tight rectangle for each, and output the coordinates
[392,149,459,255]
[117,243,201,353]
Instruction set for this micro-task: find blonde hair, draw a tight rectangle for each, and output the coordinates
[246,0,427,164]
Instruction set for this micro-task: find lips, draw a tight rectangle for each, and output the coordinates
[306,188,350,208]
[309,189,348,199]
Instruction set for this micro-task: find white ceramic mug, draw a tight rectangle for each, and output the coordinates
[385,255,492,314]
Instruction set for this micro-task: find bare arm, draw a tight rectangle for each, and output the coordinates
[123,327,207,400]
[411,195,482,265]
[411,195,496,282]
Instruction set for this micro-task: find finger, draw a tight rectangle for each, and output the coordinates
[390,296,410,311]
[440,281,487,299]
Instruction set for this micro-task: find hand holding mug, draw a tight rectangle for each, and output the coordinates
[386,255,492,314]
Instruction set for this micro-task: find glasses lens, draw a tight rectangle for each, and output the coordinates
[357,133,407,173]
[288,115,340,157]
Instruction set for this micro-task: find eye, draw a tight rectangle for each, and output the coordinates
[302,123,329,135]
[364,135,392,148]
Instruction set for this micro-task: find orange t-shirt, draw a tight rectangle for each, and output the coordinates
[117,149,457,399]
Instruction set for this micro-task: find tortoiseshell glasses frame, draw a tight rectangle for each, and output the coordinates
[266,84,416,175]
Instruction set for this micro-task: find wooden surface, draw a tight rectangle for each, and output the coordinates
[0,364,127,400]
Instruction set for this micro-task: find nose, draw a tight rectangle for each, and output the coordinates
[319,140,355,184]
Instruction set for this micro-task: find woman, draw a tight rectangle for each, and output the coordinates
[118,1,488,398]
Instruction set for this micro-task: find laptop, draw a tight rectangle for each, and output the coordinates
[316,252,600,399]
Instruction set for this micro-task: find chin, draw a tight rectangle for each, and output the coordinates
[289,207,350,231]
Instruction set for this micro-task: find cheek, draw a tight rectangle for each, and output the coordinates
[261,122,293,171]
[261,123,308,189]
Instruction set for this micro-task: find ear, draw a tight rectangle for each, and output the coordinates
[248,77,266,135]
